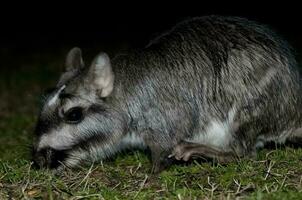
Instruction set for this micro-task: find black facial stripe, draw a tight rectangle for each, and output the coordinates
[59,93,75,99]
[35,118,52,136]
[88,104,107,114]
[34,114,61,136]
[69,134,109,152]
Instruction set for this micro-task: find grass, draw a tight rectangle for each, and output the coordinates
[1,50,302,199]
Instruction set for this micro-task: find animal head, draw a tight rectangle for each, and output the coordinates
[32,47,127,169]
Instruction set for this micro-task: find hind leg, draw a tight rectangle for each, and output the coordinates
[169,141,237,163]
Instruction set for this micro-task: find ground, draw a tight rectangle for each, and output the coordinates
[1,49,302,199]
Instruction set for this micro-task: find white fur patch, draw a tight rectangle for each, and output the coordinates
[47,85,66,106]
[37,126,76,151]
[187,107,236,149]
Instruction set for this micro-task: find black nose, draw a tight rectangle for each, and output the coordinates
[32,147,67,169]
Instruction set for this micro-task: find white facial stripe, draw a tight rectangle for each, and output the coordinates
[37,126,76,150]
[48,85,66,106]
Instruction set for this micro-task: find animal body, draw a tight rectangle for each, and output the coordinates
[32,16,302,173]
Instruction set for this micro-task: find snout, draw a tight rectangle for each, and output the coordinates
[32,147,67,169]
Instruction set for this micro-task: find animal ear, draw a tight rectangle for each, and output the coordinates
[89,52,114,97]
[65,47,85,71]
[57,47,85,87]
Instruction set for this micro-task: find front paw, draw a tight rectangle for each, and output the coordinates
[169,142,194,162]
[169,141,237,164]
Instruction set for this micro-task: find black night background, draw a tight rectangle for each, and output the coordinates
[1,4,301,70]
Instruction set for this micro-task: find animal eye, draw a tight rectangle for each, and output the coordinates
[64,107,84,124]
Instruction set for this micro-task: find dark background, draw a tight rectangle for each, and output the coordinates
[1,3,302,70]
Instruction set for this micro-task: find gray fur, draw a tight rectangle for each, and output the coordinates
[32,16,302,172]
